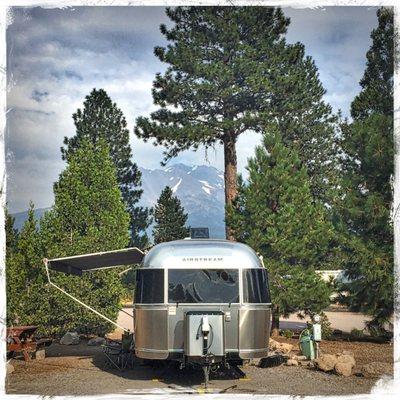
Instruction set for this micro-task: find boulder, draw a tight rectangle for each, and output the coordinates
[268,338,279,349]
[291,355,307,361]
[35,349,46,360]
[88,337,106,346]
[286,359,298,366]
[269,339,293,354]
[6,362,14,375]
[299,360,311,367]
[341,350,354,357]
[361,362,393,378]
[259,354,287,368]
[335,362,353,377]
[315,354,337,372]
[60,332,80,345]
[336,354,356,368]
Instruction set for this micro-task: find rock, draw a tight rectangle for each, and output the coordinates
[341,350,354,357]
[335,362,353,377]
[291,355,307,361]
[361,362,393,378]
[35,349,46,360]
[259,355,287,368]
[286,359,298,366]
[336,354,356,368]
[60,332,80,345]
[268,339,293,354]
[6,362,14,375]
[268,338,279,348]
[299,360,311,367]
[315,354,337,372]
[88,337,106,346]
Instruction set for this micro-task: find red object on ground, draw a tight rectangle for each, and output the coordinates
[7,325,40,361]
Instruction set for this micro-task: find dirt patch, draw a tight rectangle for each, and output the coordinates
[272,336,393,370]
[6,339,393,396]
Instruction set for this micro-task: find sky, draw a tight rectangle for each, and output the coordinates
[6,6,379,213]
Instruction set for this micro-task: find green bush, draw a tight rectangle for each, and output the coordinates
[350,328,364,338]
[281,329,294,339]
[320,312,333,339]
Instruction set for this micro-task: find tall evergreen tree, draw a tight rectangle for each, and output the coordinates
[350,7,394,119]
[6,206,25,326]
[5,207,18,255]
[62,88,150,248]
[153,186,190,244]
[40,139,130,335]
[6,203,50,327]
[338,7,394,333]
[135,7,338,239]
[227,131,332,333]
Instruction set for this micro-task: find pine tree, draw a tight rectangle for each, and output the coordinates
[6,203,50,327]
[40,139,130,335]
[5,208,18,254]
[135,7,338,239]
[6,207,25,326]
[227,130,332,333]
[350,7,394,119]
[338,8,394,333]
[153,186,190,244]
[62,88,150,248]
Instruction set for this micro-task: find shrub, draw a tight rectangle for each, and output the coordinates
[282,329,294,339]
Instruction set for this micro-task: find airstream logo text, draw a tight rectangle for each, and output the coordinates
[182,257,223,262]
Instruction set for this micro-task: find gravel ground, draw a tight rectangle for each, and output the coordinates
[6,339,393,396]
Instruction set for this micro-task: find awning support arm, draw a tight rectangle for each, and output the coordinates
[43,258,129,333]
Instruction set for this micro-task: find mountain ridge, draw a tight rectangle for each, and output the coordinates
[11,163,226,239]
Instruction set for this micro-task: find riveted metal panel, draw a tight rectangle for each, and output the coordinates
[167,305,239,355]
[185,312,224,356]
[239,307,271,359]
[142,239,263,270]
[134,306,169,359]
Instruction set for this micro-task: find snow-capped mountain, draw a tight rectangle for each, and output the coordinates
[11,163,226,239]
[140,163,226,239]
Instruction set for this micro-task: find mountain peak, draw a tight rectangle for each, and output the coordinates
[139,163,225,238]
[12,163,226,239]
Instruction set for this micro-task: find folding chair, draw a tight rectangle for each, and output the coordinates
[120,332,134,370]
[102,339,123,371]
[102,332,134,371]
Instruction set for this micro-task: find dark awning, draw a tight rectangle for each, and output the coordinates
[47,247,145,276]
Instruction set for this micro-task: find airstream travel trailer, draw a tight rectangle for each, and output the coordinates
[45,239,271,386]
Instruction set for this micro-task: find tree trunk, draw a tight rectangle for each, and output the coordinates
[223,135,238,241]
[271,305,280,337]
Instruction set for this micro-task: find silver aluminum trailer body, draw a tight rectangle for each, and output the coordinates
[133,239,271,362]
[45,239,271,380]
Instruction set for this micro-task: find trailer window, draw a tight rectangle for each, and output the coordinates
[243,269,270,303]
[135,269,164,304]
[168,269,239,304]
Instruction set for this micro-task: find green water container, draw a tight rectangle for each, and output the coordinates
[299,329,315,360]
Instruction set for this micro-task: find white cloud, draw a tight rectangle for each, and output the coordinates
[6,6,379,213]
